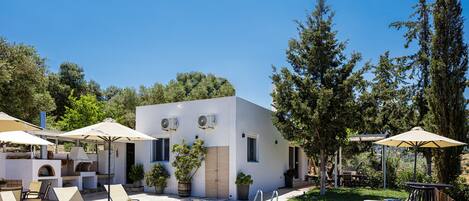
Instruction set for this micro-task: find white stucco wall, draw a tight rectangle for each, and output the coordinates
[234,97,289,200]
[135,96,236,197]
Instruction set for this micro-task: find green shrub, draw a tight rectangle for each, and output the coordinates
[385,157,399,188]
[395,168,432,189]
[129,164,144,184]
[145,163,170,189]
[235,172,253,185]
[448,177,469,201]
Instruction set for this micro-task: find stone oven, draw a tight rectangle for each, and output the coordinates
[38,164,55,177]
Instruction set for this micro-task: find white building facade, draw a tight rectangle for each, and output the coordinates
[134,96,308,200]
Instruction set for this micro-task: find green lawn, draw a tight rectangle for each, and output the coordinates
[289,188,409,201]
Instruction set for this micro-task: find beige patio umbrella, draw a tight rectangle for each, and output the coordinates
[0,112,41,132]
[0,131,53,146]
[59,118,154,201]
[375,127,466,181]
[0,131,53,159]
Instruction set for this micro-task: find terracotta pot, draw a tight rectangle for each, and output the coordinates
[178,181,191,197]
[237,184,250,200]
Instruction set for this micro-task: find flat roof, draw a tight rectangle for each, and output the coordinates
[349,134,388,142]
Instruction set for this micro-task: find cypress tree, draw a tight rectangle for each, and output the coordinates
[429,0,468,184]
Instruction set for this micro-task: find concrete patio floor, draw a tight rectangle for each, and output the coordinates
[82,185,315,201]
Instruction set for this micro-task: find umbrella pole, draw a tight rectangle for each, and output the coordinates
[108,139,111,201]
[413,145,417,182]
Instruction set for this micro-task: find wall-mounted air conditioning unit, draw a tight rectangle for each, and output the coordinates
[198,114,216,129]
[161,117,178,131]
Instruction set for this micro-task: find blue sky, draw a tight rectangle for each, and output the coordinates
[1,0,468,108]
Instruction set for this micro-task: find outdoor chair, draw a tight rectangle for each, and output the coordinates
[104,184,138,201]
[53,187,83,201]
[24,182,51,201]
[22,181,42,200]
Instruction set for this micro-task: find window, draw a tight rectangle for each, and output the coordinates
[152,138,170,162]
[247,137,257,162]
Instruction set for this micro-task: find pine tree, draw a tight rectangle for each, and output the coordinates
[271,0,363,195]
[429,0,468,184]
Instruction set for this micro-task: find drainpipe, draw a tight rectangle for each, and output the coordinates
[40,111,47,159]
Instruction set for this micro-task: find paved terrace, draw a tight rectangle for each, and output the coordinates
[82,186,314,201]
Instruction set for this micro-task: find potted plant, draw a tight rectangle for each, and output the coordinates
[171,139,206,197]
[145,163,170,194]
[284,169,295,188]
[236,172,253,200]
[128,164,144,191]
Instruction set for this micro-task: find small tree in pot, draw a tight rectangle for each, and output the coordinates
[129,164,144,189]
[171,139,206,197]
[145,163,170,194]
[235,172,253,200]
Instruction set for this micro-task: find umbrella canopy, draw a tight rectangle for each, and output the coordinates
[375,127,466,148]
[0,131,53,145]
[0,112,42,132]
[59,118,154,201]
[375,127,466,182]
[59,118,154,142]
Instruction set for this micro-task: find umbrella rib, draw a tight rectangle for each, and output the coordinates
[431,141,441,148]
[397,141,405,147]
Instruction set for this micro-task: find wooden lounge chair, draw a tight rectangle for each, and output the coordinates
[22,181,42,199]
[104,184,138,201]
[53,187,83,201]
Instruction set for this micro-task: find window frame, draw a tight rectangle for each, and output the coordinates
[152,138,170,162]
[247,136,259,163]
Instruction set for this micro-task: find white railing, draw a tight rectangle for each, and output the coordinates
[253,189,263,201]
[269,190,279,201]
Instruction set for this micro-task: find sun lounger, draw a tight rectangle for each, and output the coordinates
[53,187,83,201]
[104,184,138,201]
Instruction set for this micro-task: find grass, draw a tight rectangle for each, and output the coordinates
[289,187,409,201]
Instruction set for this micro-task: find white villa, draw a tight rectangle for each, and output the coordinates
[134,96,309,200]
[0,96,311,200]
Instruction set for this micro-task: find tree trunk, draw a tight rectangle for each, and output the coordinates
[320,149,326,196]
[424,149,432,176]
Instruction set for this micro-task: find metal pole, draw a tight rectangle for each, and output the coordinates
[383,145,386,189]
[413,145,417,182]
[108,139,111,201]
[40,111,47,159]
